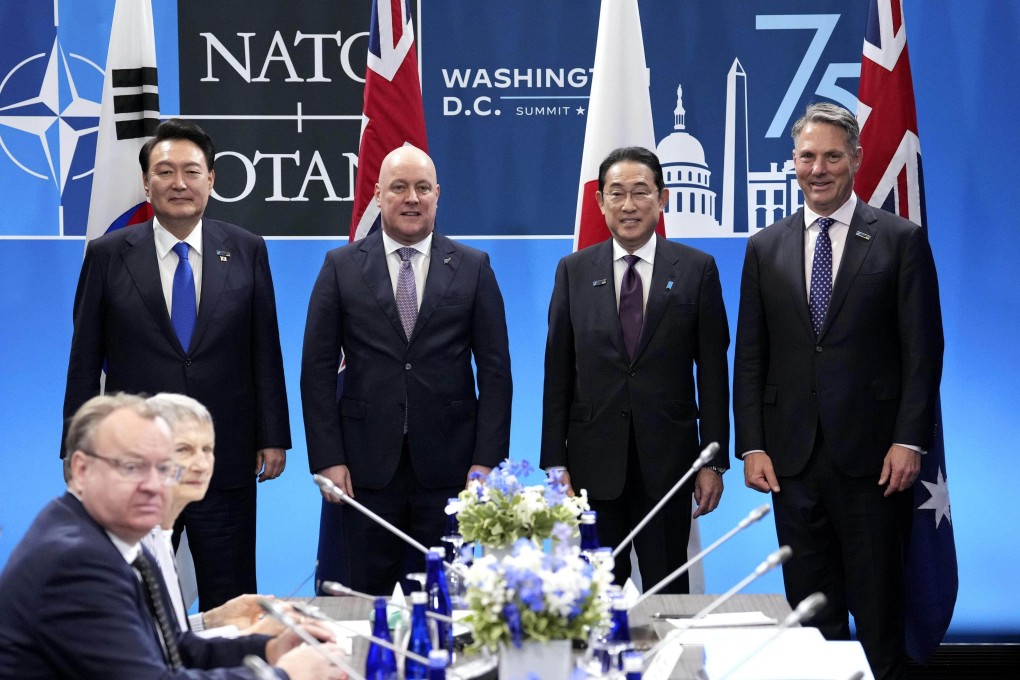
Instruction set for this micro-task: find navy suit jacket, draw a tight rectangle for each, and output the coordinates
[540,236,730,500]
[301,230,512,488]
[0,494,279,679]
[62,219,290,489]
[733,199,944,477]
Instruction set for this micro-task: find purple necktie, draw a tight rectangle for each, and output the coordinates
[171,242,196,352]
[396,247,418,340]
[619,254,643,360]
[809,217,834,336]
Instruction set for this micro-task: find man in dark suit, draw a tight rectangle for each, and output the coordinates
[301,145,512,595]
[62,119,290,609]
[733,103,943,679]
[540,146,730,593]
[0,394,341,679]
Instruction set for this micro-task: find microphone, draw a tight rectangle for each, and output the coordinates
[631,504,771,608]
[320,581,456,624]
[314,474,428,556]
[643,546,792,662]
[715,592,829,680]
[612,442,719,559]
[257,598,364,680]
[243,654,279,680]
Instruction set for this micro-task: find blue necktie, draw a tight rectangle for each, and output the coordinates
[809,217,834,336]
[171,242,196,351]
[619,254,643,360]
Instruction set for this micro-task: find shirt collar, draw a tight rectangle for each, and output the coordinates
[803,193,857,229]
[153,219,203,259]
[382,230,433,258]
[106,530,142,565]
[613,232,657,264]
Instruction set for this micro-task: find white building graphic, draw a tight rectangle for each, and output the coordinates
[656,58,802,238]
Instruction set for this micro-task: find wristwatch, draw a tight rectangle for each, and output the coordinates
[706,465,726,476]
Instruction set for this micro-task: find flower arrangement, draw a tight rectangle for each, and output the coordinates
[452,459,589,550]
[463,537,613,651]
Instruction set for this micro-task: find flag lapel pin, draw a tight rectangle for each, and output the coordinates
[593,279,607,287]
[855,231,872,241]
[666,281,674,290]
[216,250,231,262]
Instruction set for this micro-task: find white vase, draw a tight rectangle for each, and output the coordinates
[498,639,573,680]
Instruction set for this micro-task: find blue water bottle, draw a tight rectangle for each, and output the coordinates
[405,591,433,679]
[425,547,454,652]
[427,648,450,680]
[579,510,600,562]
[623,649,643,679]
[365,597,397,680]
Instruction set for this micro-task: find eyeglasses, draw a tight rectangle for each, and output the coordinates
[600,188,660,206]
[81,450,184,486]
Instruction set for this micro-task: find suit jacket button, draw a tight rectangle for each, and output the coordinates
[397,404,404,412]
[620,409,630,418]
[815,346,823,353]
[185,359,192,366]
[628,370,636,377]
[405,363,412,370]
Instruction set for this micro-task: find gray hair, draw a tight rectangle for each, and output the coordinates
[791,102,860,150]
[64,393,161,460]
[145,393,213,434]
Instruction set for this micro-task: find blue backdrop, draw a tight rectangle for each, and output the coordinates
[1,0,1017,640]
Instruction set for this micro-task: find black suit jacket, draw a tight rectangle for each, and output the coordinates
[733,199,943,477]
[62,219,290,488]
[301,230,512,488]
[0,494,279,679]
[540,236,730,500]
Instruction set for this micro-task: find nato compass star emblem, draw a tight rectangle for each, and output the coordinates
[0,35,102,204]
[917,465,952,529]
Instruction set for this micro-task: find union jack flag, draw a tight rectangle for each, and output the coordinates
[857,0,957,664]
[349,0,428,242]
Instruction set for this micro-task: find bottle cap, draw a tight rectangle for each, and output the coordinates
[428,547,446,558]
[410,590,427,604]
[623,649,643,672]
[581,511,597,524]
[428,649,450,667]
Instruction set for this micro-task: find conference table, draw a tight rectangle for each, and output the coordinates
[302,592,822,679]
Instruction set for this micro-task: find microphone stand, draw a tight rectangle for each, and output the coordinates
[631,504,771,609]
[612,442,719,559]
[258,598,365,680]
[320,581,456,624]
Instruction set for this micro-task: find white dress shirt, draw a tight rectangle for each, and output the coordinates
[153,219,203,316]
[612,233,657,313]
[382,230,432,311]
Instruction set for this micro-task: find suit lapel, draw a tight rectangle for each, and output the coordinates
[819,202,877,339]
[413,233,458,344]
[190,220,233,353]
[780,212,815,339]
[356,231,407,342]
[635,238,680,361]
[587,240,627,361]
[121,222,183,354]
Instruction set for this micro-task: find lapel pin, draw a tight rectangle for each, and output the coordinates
[593,279,607,287]
[855,231,871,241]
[444,256,452,264]
[666,281,674,290]
[216,249,231,261]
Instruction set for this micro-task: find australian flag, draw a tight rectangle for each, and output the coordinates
[856,0,957,664]
[349,0,428,242]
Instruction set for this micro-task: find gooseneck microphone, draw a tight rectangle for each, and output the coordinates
[319,581,456,624]
[257,598,364,680]
[611,442,719,559]
[631,504,771,608]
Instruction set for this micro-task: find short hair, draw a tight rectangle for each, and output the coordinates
[146,393,214,434]
[597,146,665,193]
[139,118,216,173]
[790,102,860,150]
[64,393,161,460]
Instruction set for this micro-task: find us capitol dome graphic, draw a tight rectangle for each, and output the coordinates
[655,83,720,236]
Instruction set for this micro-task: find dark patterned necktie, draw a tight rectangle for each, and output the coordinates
[809,218,834,336]
[133,552,183,670]
[171,242,196,351]
[396,247,418,339]
[619,254,643,360]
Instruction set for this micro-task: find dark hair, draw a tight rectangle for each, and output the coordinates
[597,146,665,193]
[139,118,216,173]
[791,102,860,150]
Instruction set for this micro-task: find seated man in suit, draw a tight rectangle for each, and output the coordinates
[142,393,290,635]
[0,393,344,679]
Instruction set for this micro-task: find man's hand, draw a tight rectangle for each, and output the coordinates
[465,464,491,488]
[692,468,724,518]
[203,593,268,630]
[318,465,353,504]
[878,444,921,497]
[552,468,576,497]
[256,448,286,482]
[275,643,347,680]
[743,451,780,493]
[265,620,336,664]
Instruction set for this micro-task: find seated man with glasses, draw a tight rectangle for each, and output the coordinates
[0,393,345,679]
